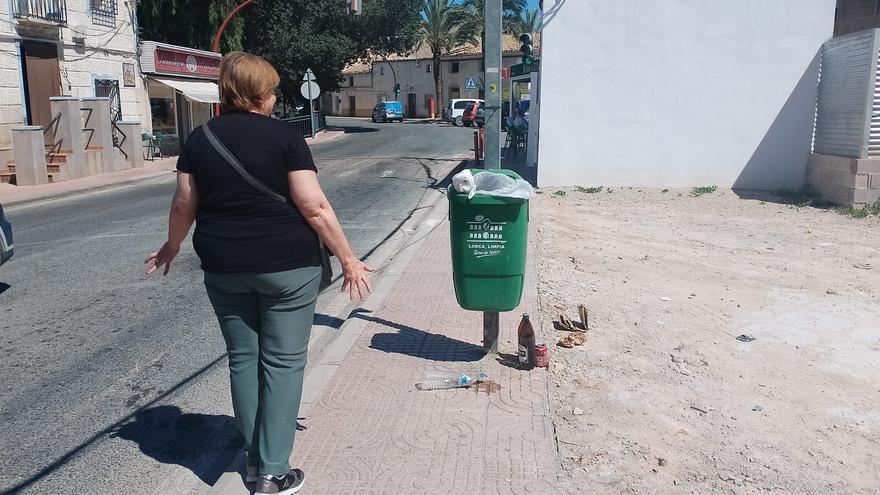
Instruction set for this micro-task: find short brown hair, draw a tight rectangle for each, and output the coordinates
[218,51,280,113]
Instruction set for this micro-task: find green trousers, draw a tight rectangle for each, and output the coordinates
[204,266,321,476]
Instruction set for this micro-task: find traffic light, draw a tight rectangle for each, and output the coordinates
[394,83,401,94]
[519,33,534,66]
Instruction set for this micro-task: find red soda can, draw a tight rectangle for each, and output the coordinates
[534,343,549,368]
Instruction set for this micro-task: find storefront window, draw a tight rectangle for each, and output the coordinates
[150,97,176,134]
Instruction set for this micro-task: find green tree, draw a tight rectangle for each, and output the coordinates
[245,0,357,102]
[136,0,245,52]
[419,0,476,117]
[513,8,542,35]
[245,0,421,106]
[354,0,423,96]
[464,0,526,36]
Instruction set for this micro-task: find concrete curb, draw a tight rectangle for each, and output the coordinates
[207,191,451,495]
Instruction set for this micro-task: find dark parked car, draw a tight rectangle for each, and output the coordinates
[0,203,13,266]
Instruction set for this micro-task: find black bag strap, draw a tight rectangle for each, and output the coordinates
[202,120,333,259]
[202,121,287,204]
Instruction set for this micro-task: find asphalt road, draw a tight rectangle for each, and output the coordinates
[0,117,473,495]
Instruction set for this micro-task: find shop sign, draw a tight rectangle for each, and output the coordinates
[154,47,220,78]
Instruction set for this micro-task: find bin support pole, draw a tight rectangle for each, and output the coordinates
[483,311,500,354]
[482,0,503,355]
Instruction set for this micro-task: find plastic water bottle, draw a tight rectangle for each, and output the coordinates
[415,372,488,391]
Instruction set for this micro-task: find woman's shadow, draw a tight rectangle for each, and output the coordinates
[109,405,242,485]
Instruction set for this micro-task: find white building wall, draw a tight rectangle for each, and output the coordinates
[0,1,27,161]
[60,0,146,124]
[537,0,837,189]
[0,0,147,162]
[332,55,523,119]
[372,59,435,117]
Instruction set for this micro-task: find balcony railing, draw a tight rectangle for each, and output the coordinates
[13,0,68,24]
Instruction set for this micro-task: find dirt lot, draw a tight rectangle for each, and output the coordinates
[534,187,880,494]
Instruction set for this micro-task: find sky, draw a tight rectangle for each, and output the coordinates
[526,0,540,12]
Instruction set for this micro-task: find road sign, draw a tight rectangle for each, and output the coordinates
[510,60,540,78]
[465,76,478,91]
[300,81,320,100]
[301,68,320,138]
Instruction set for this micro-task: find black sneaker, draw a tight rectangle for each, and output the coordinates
[254,468,305,495]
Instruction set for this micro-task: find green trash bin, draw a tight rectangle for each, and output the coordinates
[448,169,529,312]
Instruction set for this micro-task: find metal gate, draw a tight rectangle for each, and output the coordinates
[94,79,121,121]
[94,79,124,151]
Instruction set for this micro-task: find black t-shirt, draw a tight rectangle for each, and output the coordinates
[176,111,321,273]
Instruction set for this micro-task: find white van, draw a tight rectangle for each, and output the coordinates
[446,98,483,127]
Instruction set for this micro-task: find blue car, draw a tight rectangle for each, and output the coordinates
[371,101,404,123]
[0,203,12,266]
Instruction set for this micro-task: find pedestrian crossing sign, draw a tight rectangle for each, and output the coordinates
[465,77,478,91]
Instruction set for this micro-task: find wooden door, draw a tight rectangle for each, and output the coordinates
[348,96,356,117]
[21,42,62,141]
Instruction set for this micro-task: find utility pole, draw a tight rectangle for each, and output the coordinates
[483,0,503,354]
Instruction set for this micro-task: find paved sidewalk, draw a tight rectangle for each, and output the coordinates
[1,158,177,206]
[268,213,553,493]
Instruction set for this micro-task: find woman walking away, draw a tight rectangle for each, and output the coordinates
[145,51,372,495]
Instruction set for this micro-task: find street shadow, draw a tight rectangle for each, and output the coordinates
[473,152,538,187]
[0,282,10,296]
[313,312,345,329]
[339,125,379,134]
[353,309,485,362]
[732,189,838,209]
[1,355,230,494]
[732,51,821,191]
[432,159,469,190]
[496,352,523,370]
[109,405,241,485]
[348,160,467,267]
[404,120,449,126]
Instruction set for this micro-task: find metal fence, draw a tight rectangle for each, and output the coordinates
[13,0,67,23]
[281,111,326,138]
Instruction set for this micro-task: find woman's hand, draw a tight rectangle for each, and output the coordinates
[341,258,374,301]
[145,242,180,276]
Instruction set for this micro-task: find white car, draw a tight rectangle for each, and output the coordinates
[446,98,483,127]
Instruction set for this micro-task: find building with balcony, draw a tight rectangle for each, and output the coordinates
[0,0,148,166]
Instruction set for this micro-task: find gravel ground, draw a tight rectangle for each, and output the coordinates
[534,187,880,494]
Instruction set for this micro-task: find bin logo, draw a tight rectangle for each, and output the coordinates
[466,215,507,258]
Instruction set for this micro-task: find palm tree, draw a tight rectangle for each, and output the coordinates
[419,0,476,118]
[465,0,527,36]
[514,8,542,35]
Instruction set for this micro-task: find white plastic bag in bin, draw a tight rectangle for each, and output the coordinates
[453,170,534,199]
[452,169,477,199]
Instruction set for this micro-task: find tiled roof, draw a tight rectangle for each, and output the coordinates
[448,33,541,57]
[342,60,373,75]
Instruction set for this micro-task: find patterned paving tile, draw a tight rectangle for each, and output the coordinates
[291,224,558,494]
